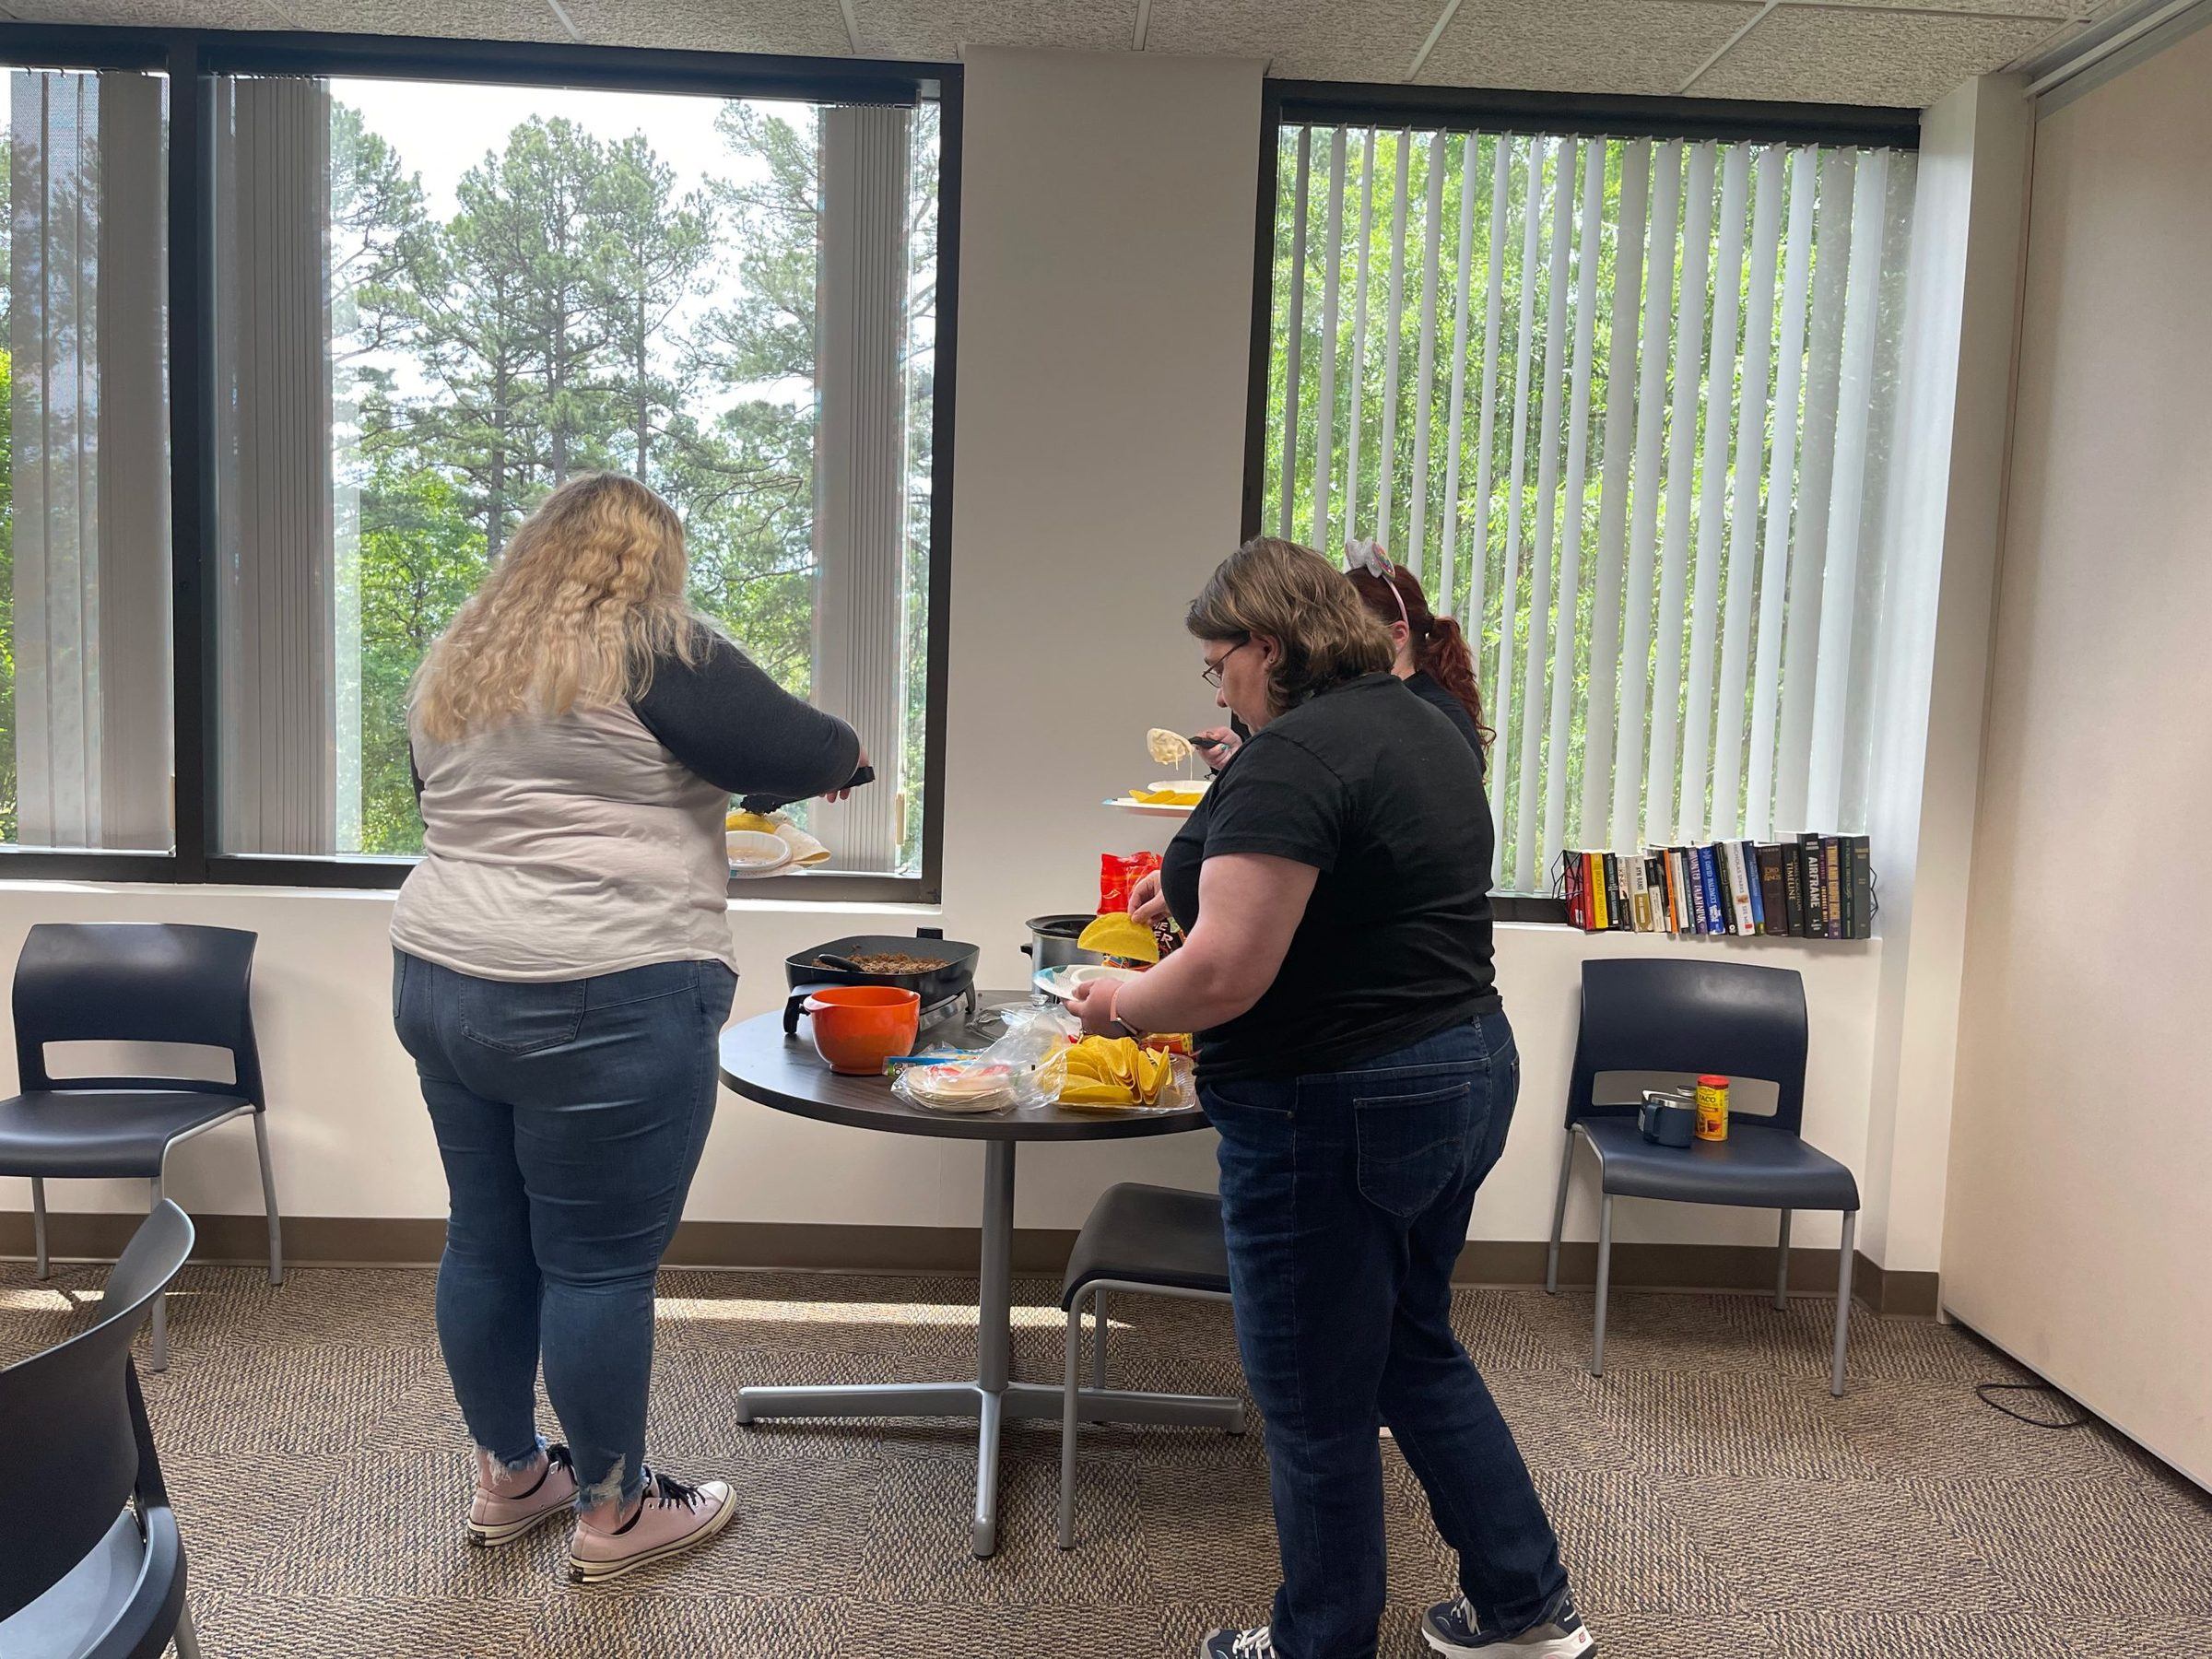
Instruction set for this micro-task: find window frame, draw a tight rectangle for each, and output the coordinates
[0,23,959,903]
[1239,81,1919,925]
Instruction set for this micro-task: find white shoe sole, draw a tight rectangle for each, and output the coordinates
[1422,1621,1596,1659]
[466,1494,574,1549]
[567,1498,738,1584]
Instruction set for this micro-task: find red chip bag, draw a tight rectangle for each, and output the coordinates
[1099,851,1163,915]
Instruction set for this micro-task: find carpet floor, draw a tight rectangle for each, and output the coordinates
[3,1260,2207,1659]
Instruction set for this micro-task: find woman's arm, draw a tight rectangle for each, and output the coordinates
[632,628,862,800]
[1073,853,1317,1037]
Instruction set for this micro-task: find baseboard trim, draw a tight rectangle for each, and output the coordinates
[0,1211,1939,1313]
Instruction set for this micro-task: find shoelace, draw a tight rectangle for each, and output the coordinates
[1231,1630,1276,1658]
[642,1466,703,1510]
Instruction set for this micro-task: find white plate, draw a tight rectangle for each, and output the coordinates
[1033,962,1146,1001]
[1148,777,1211,794]
[727,829,794,877]
[1103,797,1197,817]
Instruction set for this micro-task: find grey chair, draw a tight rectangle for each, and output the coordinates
[1057,1182,1242,1548]
[1545,959,1861,1395]
[0,924,281,1371]
[0,1200,201,1658]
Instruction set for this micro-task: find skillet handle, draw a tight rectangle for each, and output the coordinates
[784,984,838,1037]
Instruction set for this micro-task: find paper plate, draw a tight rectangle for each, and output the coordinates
[726,829,794,877]
[1033,963,1146,1002]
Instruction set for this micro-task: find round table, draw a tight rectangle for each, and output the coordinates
[717,992,1242,1557]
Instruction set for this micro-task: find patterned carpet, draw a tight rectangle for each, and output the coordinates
[3,1258,2208,1659]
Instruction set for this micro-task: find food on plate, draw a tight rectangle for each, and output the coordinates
[1130,783,1206,806]
[727,807,831,868]
[1147,728,1194,767]
[1047,1036,1173,1107]
[822,951,951,975]
[1076,912,1160,965]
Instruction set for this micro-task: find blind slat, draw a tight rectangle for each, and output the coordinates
[1544,139,1607,878]
[1463,137,1512,640]
[1713,146,1783,838]
[1678,143,1748,844]
[1277,127,1310,541]
[1613,140,1684,851]
[1746,146,1818,842]
[1578,140,1650,852]
[1406,130,1445,578]
[1438,134,1477,606]
[1375,133,1410,541]
[1311,131,1345,548]
[1488,136,1549,835]
[1514,136,1579,891]
[1343,130,1377,548]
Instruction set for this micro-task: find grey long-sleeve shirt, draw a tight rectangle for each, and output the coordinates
[393,625,860,982]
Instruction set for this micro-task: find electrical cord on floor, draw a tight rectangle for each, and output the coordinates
[1975,1381,2092,1429]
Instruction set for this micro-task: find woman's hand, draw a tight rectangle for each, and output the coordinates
[1192,727,1241,771]
[1065,979,1122,1037]
[824,744,871,803]
[1128,870,1168,925]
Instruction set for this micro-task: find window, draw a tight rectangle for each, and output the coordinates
[0,65,172,854]
[1255,110,1918,894]
[211,74,944,880]
[0,32,953,896]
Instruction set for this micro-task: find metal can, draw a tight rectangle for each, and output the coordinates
[1695,1075,1731,1142]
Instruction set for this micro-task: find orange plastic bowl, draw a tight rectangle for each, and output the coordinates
[805,985,921,1076]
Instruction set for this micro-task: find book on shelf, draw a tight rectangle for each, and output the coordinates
[1555,834,1877,940]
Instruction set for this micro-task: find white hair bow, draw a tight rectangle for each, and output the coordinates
[1345,538,1393,578]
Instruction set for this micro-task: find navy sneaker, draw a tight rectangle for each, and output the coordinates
[1198,1628,1279,1659]
[1422,1588,1596,1658]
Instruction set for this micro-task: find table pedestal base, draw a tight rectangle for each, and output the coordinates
[733,1141,1246,1556]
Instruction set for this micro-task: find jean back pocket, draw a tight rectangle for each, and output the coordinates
[458,976,588,1056]
[1354,1080,1472,1218]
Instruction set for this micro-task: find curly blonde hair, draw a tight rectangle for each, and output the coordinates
[411,472,701,744]
[1186,536,1393,716]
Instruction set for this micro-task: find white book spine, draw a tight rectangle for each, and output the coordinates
[1724,841,1757,935]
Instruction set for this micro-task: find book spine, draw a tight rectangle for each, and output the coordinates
[1742,841,1766,933]
[1662,850,1683,934]
[1801,834,1826,939]
[1823,837,1845,939]
[1650,853,1668,934]
[1629,854,1652,931]
[1849,834,1873,938]
[1683,848,1705,934]
[1586,852,1608,932]
[1612,853,1631,932]
[1724,841,1758,936]
[1697,845,1727,934]
[1782,841,1806,936]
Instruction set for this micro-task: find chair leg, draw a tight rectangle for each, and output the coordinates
[174,1594,204,1658]
[31,1176,50,1280]
[253,1109,285,1286]
[1058,1295,1083,1549]
[1776,1209,1793,1310]
[1591,1194,1614,1377]
[1090,1289,1109,1391]
[147,1178,169,1373]
[1545,1129,1577,1295]
[1830,1212,1857,1397]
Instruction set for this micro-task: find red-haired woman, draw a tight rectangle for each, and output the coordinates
[1345,540,1491,770]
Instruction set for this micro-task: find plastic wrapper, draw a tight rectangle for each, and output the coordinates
[892,1004,1080,1115]
[1037,1039,1196,1116]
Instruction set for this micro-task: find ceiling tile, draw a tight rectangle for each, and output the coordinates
[1690,6,2060,103]
[268,0,568,41]
[1421,0,1763,96]
[1145,0,1441,81]
[6,0,275,25]
[1789,0,2084,16]
[561,0,853,56]
[852,0,1135,61]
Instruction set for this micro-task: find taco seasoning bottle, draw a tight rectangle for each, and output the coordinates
[1695,1075,1731,1142]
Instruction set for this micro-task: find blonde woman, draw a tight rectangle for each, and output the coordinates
[1068,539,1588,1659]
[391,473,863,1583]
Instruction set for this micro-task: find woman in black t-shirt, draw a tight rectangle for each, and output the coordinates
[1066,539,1588,1659]
[1347,539,1492,770]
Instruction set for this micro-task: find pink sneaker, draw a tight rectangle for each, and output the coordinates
[567,1466,735,1584]
[467,1443,578,1548]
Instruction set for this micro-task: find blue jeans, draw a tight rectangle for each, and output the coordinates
[1204,1013,1570,1659]
[393,950,736,1509]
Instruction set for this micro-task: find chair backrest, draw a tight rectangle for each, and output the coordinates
[0,1201,194,1622]
[12,924,263,1103]
[1565,959,1809,1135]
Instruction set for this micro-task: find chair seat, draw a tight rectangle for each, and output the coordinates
[0,1507,147,1652]
[0,1089,253,1179]
[1062,1182,1230,1308]
[1581,1118,1859,1210]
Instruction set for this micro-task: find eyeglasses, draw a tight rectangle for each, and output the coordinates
[1201,639,1252,689]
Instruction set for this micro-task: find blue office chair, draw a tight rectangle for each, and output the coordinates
[1544,959,1860,1394]
[0,1200,201,1657]
[0,924,281,1371]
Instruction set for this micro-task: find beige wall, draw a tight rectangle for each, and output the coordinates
[1942,22,2212,1488]
[3,47,1887,1265]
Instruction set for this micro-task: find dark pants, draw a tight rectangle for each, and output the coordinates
[1204,1012,1569,1659]
[393,950,736,1509]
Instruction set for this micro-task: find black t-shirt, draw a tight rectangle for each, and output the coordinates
[1161,672,1500,1083]
[1406,669,1487,775]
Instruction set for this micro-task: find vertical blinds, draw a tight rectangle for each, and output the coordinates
[1263,126,1916,894]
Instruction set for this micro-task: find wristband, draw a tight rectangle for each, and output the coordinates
[1108,982,1146,1042]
